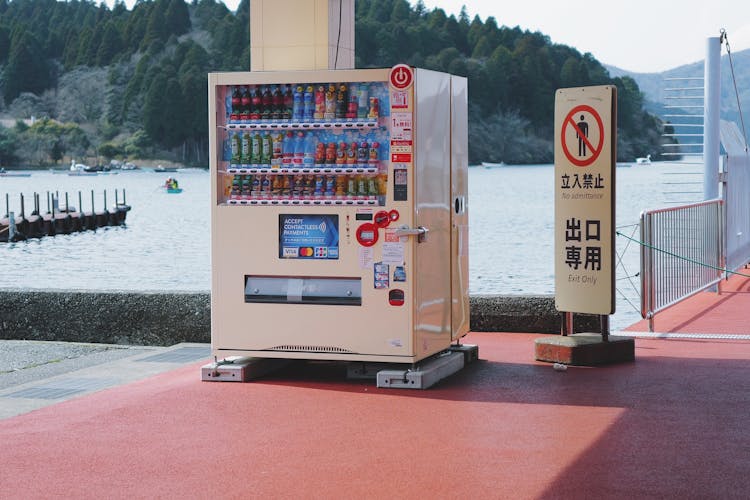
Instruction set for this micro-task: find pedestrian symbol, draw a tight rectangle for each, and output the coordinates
[561,105,604,167]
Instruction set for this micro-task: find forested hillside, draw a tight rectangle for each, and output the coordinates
[0,0,666,166]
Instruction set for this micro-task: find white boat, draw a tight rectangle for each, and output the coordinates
[481,161,507,168]
[635,154,651,165]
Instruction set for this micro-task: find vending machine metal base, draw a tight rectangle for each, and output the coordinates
[207,65,470,385]
[202,344,478,389]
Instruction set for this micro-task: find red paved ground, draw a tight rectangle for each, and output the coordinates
[1,328,749,499]
[628,273,750,333]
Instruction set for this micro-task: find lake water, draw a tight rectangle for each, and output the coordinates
[0,163,703,331]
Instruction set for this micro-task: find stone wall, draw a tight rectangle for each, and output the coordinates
[0,291,600,346]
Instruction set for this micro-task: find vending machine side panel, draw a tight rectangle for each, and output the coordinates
[413,69,453,359]
[450,75,470,340]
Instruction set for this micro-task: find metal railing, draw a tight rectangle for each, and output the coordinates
[640,199,724,331]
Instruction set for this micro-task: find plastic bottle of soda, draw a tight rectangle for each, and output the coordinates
[293,132,305,167]
[261,132,273,166]
[260,175,270,196]
[292,85,304,121]
[314,85,325,121]
[303,85,314,122]
[240,132,251,164]
[261,86,272,121]
[357,175,367,197]
[357,84,369,119]
[240,86,251,121]
[230,132,241,164]
[251,131,262,164]
[230,86,242,121]
[241,176,252,197]
[313,175,324,197]
[303,132,316,167]
[250,86,262,121]
[283,85,293,121]
[367,175,378,197]
[272,85,283,120]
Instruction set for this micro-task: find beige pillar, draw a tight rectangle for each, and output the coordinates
[250,0,354,71]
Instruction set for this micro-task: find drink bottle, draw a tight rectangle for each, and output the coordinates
[292,85,304,121]
[283,85,293,121]
[231,176,241,197]
[261,132,273,166]
[325,176,336,197]
[336,142,347,165]
[347,83,358,119]
[369,141,380,166]
[314,175,324,197]
[346,142,357,165]
[230,132,241,164]
[315,142,326,165]
[335,84,347,119]
[240,86,250,121]
[314,85,325,120]
[358,141,368,165]
[272,85,283,120]
[241,132,251,164]
[251,132,262,164]
[230,86,241,121]
[250,86,262,120]
[368,97,379,119]
[303,133,316,167]
[357,84,368,119]
[303,85,314,122]
[324,84,336,120]
[282,132,294,166]
[261,86,272,120]
[272,133,283,167]
[293,132,305,166]
[325,142,336,165]
[357,175,367,197]
[335,176,346,198]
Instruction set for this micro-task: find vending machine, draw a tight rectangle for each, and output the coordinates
[208,65,469,365]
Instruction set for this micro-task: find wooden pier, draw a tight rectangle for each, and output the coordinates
[0,189,131,242]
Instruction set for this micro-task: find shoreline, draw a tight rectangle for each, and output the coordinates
[0,290,600,346]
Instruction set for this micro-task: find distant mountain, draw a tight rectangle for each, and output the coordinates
[605,48,750,140]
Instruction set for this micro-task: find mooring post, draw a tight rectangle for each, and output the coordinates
[5,193,8,218]
[123,188,127,205]
[91,190,95,212]
[46,191,51,214]
[115,189,119,206]
[600,314,610,342]
[20,193,25,218]
[103,190,107,210]
[8,211,15,241]
[65,192,69,212]
[78,191,83,214]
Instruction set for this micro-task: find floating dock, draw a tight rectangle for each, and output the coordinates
[0,189,131,242]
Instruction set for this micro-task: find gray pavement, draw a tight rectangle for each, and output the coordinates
[0,340,211,419]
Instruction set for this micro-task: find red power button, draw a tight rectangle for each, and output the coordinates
[390,64,413,90]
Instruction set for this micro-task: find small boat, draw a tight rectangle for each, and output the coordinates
[482,161,507,169]
[0,168,31,177]
[635,154,652,165]
[154,164,178,173]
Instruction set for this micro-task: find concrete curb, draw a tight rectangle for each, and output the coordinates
[0,291,601,346]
